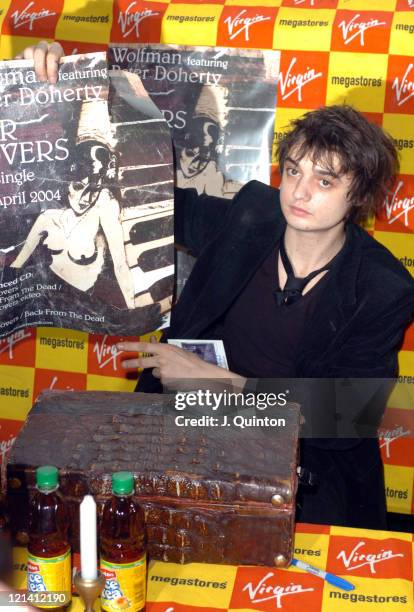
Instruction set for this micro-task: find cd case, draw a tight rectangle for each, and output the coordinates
[167,339,229,370]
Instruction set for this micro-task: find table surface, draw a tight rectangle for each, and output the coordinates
[11,522,414,611]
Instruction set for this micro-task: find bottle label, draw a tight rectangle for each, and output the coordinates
[27,549,72,608]
[101,556,146,611]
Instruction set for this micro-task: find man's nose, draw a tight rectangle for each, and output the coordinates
[292,175,311,201]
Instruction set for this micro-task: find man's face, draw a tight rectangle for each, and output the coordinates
[279,150,353,233]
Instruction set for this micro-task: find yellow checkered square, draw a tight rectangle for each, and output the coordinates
[56,0,113,43]
[274,8,336,51]
[161,4,223,45]
[383,113,414,174]
[0,364,34,420]
[389,10,414,55]
[384,463,413,514]
[326,51,388,112]
[86,373,137,392]
[35,328,88,373]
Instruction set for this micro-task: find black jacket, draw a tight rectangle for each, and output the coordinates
[138,181,414,528]
[171,181,414,377]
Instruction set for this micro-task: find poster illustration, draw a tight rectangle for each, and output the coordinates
[109,44,280,289]
[0,53,174,339]
[109,44,279,195]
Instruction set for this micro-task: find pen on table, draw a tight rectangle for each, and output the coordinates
[291,558,355,591]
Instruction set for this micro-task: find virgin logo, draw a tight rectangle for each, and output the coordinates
[279,57,322,102]
[118,1,159,38]
[93,335,123,370]
[0,329,31,360]
[224,10,271,42]
[338,13,386,46]
[392,63,414,107]
[242,572,314,608]
[384,180,414,227]
[379,425,411,459]
[337,541,403,574]
[11,1,56,31]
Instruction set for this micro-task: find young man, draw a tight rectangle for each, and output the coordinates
[26,42,414,529]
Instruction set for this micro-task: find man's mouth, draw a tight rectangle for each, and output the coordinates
[289,205,311,216]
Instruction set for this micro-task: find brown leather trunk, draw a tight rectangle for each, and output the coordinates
[7,390,299,567]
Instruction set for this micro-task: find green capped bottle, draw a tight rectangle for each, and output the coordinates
[100,472,146,612]
[27,466,71,610]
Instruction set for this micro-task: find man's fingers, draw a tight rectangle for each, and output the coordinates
[15,41,63,83]
[121,356,158,370]
[120,358,139,370]
[117,341,162,354]
[33,41,50,81]
[46,42,64,84]
[22,46,34,59]
[137,357,159,369]
[14,47,34,60]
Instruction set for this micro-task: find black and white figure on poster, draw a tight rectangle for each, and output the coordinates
[176,84,227,197]
[10,105,136,309]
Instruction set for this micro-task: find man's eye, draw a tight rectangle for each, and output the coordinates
[286,167,298,176]
[320,179,332,188]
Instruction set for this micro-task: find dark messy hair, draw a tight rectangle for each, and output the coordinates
[277,105,399,222]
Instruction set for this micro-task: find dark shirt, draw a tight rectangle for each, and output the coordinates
[221,247,329,378]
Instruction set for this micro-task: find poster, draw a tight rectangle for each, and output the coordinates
[0,53,174,339]
[109,44,280,289]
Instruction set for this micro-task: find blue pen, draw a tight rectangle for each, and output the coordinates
[291,558,355,591]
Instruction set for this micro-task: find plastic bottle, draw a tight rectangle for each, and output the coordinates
[27,466,71,610]
[100,471,146,612]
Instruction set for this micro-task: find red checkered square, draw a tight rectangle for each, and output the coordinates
[33,368,86,401]
[376,175,414,234]
[278,50,329,108]
[331,10,393,53]
[2,0,63,38]
[385,55,414,114]
[230,566,323,611]
[327,534,412,580]
[217,6,278,49]
[0,328,36,368]
[88,333,139,378]
[111,0,167,43]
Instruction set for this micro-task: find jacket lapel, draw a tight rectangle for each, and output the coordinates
[295,223,363,375]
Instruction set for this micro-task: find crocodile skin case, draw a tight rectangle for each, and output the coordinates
[7,390,299,567]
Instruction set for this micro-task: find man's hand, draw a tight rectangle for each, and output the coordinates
[117,337,245,388]
[14,40,64,83]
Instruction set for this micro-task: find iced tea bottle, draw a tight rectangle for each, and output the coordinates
[27,466,71,610]
[100,472,146,612]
